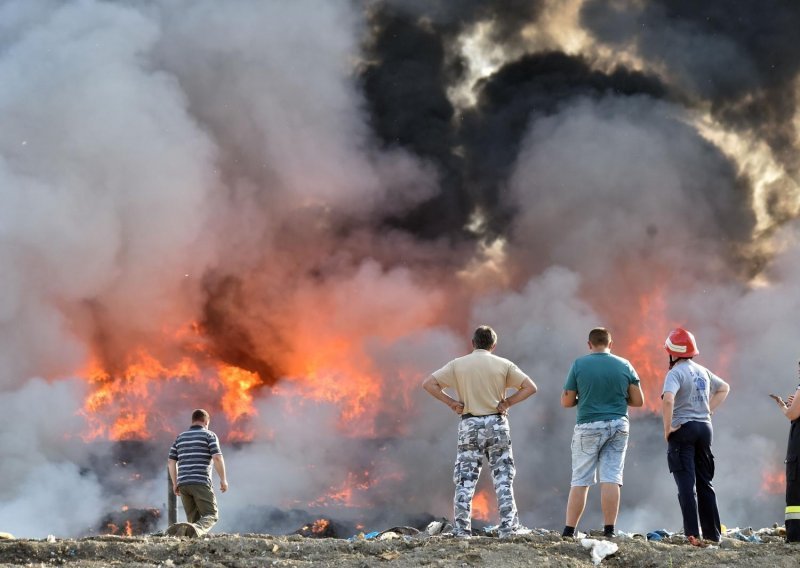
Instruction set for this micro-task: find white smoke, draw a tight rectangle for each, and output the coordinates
[0,0,438,537]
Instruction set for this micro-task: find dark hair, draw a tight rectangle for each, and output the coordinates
[472,326,498,350]
[192,409,210,423]
[588,327,611,347]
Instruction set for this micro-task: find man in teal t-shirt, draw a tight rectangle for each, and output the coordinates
[560,328,644,539]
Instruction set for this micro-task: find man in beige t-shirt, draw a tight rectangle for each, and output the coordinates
[423,325,537,538]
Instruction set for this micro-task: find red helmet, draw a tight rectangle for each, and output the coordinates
[665,328,699,357]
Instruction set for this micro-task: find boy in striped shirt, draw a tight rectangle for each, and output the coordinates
[167,409,228,536]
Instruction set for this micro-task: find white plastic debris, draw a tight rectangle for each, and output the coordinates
[580,538,618,565]
[46,535,56,543]
[426,521,443,536]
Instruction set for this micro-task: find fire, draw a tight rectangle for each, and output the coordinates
[307,470,375,508]
[79,327,262,442]
[311,519,330,535]
[611,285,672,414]
[761,468,785,495]
[471,489,493,521]
[275,336,383,436]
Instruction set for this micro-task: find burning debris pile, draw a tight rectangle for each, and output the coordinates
[293,519,337,539]
[99,507,160,537]
[2,0,800,541]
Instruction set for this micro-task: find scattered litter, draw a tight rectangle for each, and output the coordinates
[646,529,672,541]
[46,535,56,543]
[0,533,14,540]
[580,538,618,565]
[348,531,381,542]
[378,532,399,541]
[425,518,452,536]
[723,527,763,543]
[378,551,400,561]
[614,531,643,540]
[271,544,279,553]
[379,526,419,538]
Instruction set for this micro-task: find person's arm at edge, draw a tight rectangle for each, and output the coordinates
[422,375,464,414]
[498,377,537,413]
[212,454,228,492]
[167,459,179,495]
[709,380,730,413]
[662,391,680,441]
[561,390,577,408]
[627,382,644,407]
[774,386,800,421]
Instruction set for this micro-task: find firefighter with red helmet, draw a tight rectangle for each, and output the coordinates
[770,360,800,542]
[661,328,730,545]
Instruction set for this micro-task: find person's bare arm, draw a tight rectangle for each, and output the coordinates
[422,375,464,414]
[212,454,228,492]
[627,383,644,407]
[497,378,537,414]
[773,388,800,421]
[561,390,578,408]
[662,392,681,441]
[167,459,179,495]
[709,381,730,412]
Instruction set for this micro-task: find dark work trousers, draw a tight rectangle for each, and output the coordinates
[785,419,800,542]
[179,484,219,535]
[666,420,721,541]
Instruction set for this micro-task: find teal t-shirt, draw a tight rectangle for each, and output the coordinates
[564,352,640,424]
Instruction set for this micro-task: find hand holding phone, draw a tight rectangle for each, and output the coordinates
[770,393,787,408]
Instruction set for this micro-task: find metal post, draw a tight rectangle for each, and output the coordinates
[168,467,177,525]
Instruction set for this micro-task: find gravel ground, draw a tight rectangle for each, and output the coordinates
[2,531,800,567]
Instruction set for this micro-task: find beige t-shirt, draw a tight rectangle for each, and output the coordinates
[432,349,529,416]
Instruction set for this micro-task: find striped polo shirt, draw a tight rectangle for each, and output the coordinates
[168,425,222,487]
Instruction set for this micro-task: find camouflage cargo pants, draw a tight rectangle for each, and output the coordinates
[453,414,519,537]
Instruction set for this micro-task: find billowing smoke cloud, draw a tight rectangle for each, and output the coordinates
[1,0,799,538]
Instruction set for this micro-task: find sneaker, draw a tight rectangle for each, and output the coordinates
[687,535,708,548]
[603,530,617,539]
[450,531,472,539]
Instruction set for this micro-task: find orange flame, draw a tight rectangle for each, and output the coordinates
[612,285,671,414]
[311,519,330,534]
[276,337,383,436]
[471,489,493,521]
[761,467,785,495]
[307,470,374,508]
[79,324,262,442]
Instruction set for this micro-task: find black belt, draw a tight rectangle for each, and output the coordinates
[461,412,501,420]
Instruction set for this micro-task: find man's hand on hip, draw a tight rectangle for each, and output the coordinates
[664,424,681,442]
[449,400,464,415]
[497,399,510,415]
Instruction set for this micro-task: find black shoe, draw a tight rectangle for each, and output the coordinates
[603,530,617,538]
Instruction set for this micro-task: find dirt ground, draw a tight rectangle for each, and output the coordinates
[2,531,800,568]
